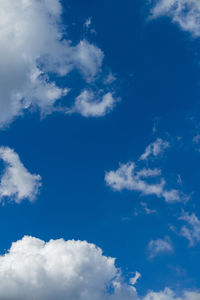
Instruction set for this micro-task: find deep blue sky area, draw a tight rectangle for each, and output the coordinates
[0,0,200,296]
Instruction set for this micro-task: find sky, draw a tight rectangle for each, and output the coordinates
[0,0,200,299]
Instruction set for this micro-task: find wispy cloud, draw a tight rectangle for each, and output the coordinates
[84,17,92,29]
[105,138,185,203]
[105,161,182,203]
[141,202,158,215]
[179,211,200,246]
[140,138,169,161]
[83,17,96,34]
[0,147,41,204]
[147,237,174,259]
[151,0,200,37]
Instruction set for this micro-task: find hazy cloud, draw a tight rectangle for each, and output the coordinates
[147,237,174,259]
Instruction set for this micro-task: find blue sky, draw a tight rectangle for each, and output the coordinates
[0,0,200,299]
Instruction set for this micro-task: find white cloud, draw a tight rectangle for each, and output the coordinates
[0,235,137,300]
[0,147,41,203]
[140,138,169,161]
[130,272,141,286]
[105,162,182,203]
[68,90,116,117]
[143,288,200,300]
[72,40,104,82]
[0,236,198,300]
[151,0,200,37]
[179,212,200,246]
[147,237,174,259]
[0,0,115,127]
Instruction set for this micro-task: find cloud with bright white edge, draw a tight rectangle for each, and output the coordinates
[0,235,199,300]
[0,0,116,128]
[147,237,174,259]
[140,138,169,160]
[151,0,200,37]
[105,162,182,203]
[179,211,200,247]
[0,147,41,203]
[68,90,116,117]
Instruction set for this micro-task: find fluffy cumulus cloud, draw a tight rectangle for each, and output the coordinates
[105,162,181,203]
[0,0,116,128]
[147,237,174,259]
[0,147,41,203]
[0,236,137,300]
[0,236,199,300]
[179,212,200,247]
[151,0,200,37]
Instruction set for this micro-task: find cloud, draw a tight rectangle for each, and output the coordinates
[179,211,200,246]
[0,236,137,300]
[140,138,169,161]
[143,288,200,300]
[0,0,115,128]
[84,17,92,29]
[104,72,116,85]
[141,202,158,214]
[0,236,198,300]
[147,237,174,259]
[130,272,141,286]
[68,90,116,117]
[105,162,182,203]
[193,134,200,144]
[0,147,41,204]
[72,40,103,82]
[151,0,200,37]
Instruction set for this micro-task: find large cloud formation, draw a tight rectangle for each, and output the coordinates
[0,236,137,300]
[0,236,199,300]
[0,0,115,128]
